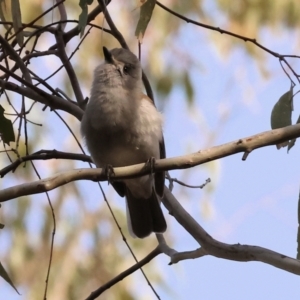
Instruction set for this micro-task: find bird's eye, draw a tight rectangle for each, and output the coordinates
[123,65,130,74]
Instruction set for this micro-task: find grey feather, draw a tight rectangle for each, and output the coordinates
[81,47,167,238]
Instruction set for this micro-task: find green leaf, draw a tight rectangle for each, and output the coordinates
[157,74,173,96]
[270,86,293,149]
[0,0,10,31]
[287,113,300,152]
[78,0,94,38]
[183,71,194,106]
[135,0,155,43]
[0,261,19,294]
[78,6,88,37]
[11,0,23,47]
[0,105,15,145]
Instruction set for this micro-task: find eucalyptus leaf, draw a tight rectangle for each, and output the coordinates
[0,105,15,145]
[0,261,19,294]
[270,86,293,149]
[287,113,300,152]
[183,71,194,106]
[135,0,155,43]
[11,0,23,46]
[0,0,10,31]
[157,74,173,96]
[78,0,94,37]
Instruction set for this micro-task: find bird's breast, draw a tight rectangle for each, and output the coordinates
[82,85,162,168]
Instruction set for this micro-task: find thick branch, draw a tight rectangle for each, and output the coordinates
[163,188,300,275]
[1,124,299,274]
[1,123,300,202]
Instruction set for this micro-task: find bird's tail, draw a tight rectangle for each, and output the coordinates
[126,188,167,238]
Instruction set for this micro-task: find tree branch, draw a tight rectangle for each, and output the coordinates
[1,117,299,275]
[49,2,111,50]
[162,188,300,275]
[85,246,161,300]
[0,35,32,84]
[169,248,207,264]
[1,123,300,202]
[0,79,83,120]
[156,1,300,84]
[55,31,84,104]
[0,150,91,177]
[98,0,154,101]
[156,233,178,256]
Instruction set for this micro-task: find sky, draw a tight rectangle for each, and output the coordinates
[2,1,300,299]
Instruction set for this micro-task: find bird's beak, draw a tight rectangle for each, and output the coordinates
[103,47,113,63]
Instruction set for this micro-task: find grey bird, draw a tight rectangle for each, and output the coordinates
[81,47,167,238]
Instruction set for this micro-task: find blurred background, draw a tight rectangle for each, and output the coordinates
[1,0,300,299]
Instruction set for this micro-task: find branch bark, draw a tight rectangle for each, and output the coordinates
[1,123,300,275]
[85,246,161,300]
[0,79,83,120]
[1,122,300,202]
[162,188,300,275]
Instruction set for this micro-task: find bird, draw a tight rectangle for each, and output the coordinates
[81,47,167,238]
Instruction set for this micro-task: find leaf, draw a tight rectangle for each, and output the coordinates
[270,86,293,149]
[0,0,10,31]
[287,113,300,152]
[0,261,19,294]
[183,71,194,106]
[135,0,155,43]
[78,6,88,37]
[157,74,173,96]
[78,0,94,38]
[11,0,23,47]
[0,105,15,145]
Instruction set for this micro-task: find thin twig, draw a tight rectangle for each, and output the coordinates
[168,177,211,189]
[0,78,83,120]
[29,162,56,300]
[0,35,32,84]
[85,246,162,300]
[162,187,300,274]
[156,1,300,84]
[55,31,84,104]
[98,0,154,101]
[49,2,111,50]
[0,150,91,177]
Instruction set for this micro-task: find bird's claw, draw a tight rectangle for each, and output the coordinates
[145,157,156,174]
[104,164,115,185]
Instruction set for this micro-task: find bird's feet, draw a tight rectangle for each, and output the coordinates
[145,157,156,174]
[104,164,115,185]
